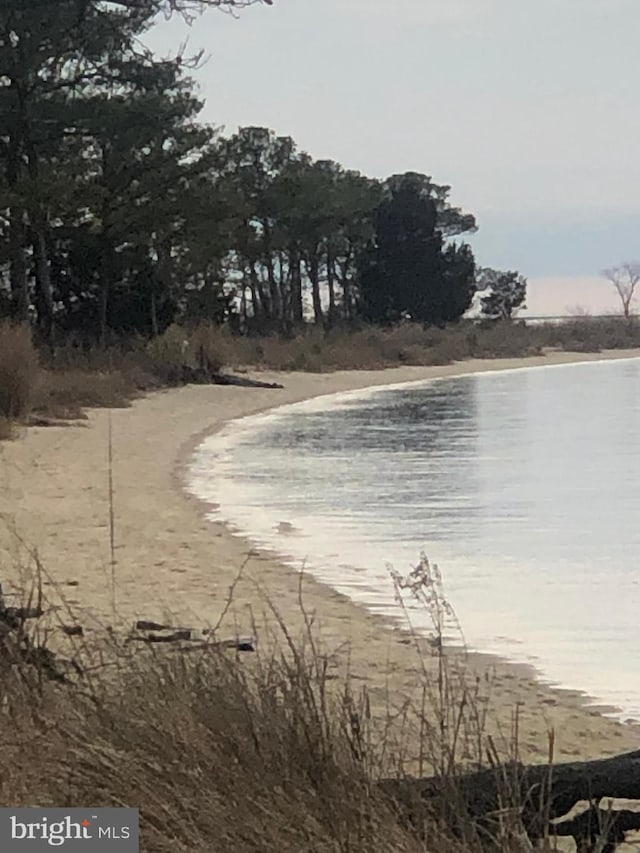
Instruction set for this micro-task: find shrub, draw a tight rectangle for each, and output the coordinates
[146,323,226,383]
[32,369,137,419]
[0,322,39,421]
[0,416,14,439]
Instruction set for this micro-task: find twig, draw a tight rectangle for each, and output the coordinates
[211,553,251,637]
[107,409,116,617]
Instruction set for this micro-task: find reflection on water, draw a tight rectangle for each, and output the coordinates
[189,358,640,719]
[261,378,480,537]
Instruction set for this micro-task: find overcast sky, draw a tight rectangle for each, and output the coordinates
[147,0,640,315]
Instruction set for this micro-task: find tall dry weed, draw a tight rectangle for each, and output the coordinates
[0,322,39,421]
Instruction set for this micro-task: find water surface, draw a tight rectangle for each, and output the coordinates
[189,358,640,719]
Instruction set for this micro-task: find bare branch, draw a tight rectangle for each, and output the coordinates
[601,262,640,319]
[104,0,271,18]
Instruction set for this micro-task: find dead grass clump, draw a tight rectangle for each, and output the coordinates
[0,638,426,852]
[12,316,639,430]
[33,369,137,419]
[218,321,543,373]
[145,323,227,382]
[543,317,640,353]
[0,416,14,440]
[470,321,543,359]
[0,555,615,851]
[0,322,39,421]
[322,328,389,369]
[247,330,330,372]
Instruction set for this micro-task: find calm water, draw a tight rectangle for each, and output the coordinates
[188,358,640,719]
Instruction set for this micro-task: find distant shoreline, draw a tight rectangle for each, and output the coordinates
[2,348,640,767]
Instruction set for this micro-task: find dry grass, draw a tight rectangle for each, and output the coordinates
[215,318,640,373]
[1,317,639,436]
[0,416,13,440]
[32,368,138,419]
[0,322,39,421]
[216,323,540,372]
[0,553,577,853]
[0,614,425,852]
[539,317,640,353]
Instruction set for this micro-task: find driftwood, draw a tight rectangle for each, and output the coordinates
[186,344,284,388]
[379,750,640,850]
[0,605,44,629]
[211,372,283,390]
[178,364,283,390]
[131,621,255,652]
[0,583,82,682]
[61,624,84,637]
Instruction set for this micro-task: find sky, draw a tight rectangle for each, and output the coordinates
[146,0,640,316]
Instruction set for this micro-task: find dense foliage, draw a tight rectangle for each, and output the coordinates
[0,0,521,343]
[476,268,528,320]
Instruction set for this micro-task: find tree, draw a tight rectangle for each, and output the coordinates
[601,262,640,320]
[274,157,377,329]
[358,172,476,325]
[476,267,527,320]
[213,130,381,333]
[0,0,270,341]
[215,126,299,330]
[0,0,119,332]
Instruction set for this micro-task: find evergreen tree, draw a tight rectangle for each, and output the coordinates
[358,172,476,325]
[477,267,527,320]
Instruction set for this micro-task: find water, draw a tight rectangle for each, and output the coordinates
[188,358,640,719]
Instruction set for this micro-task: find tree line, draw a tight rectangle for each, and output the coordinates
[0,0,526,345]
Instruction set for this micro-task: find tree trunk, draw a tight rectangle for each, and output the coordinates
[26,144,54,342]
[326,244,336,328]
[240,275,248,331]
[153,235,173,337]
[99,146,112,346]
[150,291,158,338]
[6,132,29,322]
[306,252,323,325]
[8,207,29,322]
[250,261,271,321]
[290,247,304,325]
[32,227,54,343]
[277,250,290,330]
[339,244,354,321]
[379,748,640,850]
[246,265,259,320]
[264,254,281,321]
[262,221,281,321]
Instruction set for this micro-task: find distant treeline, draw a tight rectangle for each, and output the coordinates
[0,0,523,345]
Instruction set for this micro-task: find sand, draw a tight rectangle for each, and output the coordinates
[2,349,640,769]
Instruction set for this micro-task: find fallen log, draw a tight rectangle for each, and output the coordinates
[0,583,82,682]
[551,801,640,851]
[0,605,45,628]
[211,372,283,390]
[132,634,255,652]
[60,624,83,637]
[178,365,283,389]
[195,638,255,653]
[379,749,640,849]
[139,630,193,643]
[135,620,174,632]
[131,622,255,652]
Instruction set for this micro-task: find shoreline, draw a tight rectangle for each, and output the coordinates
[2,348,640,765]
[183,348,640,725]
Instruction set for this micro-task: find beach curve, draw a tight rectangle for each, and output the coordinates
[1,349,640,763]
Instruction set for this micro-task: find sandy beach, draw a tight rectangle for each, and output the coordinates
[2,349,640,767]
